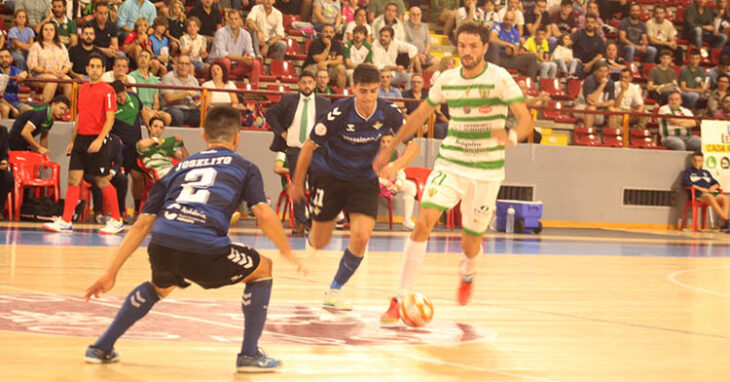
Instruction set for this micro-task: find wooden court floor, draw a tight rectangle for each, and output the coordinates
[1,222,729,381]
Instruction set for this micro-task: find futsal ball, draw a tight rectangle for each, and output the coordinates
[399,293,434,327]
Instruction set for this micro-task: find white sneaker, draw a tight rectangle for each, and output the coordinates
[99,218,124,235]
[402,219,415,230]
[42,217,73,233]
[323,289,353,311]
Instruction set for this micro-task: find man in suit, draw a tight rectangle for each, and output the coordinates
[267,71,331,235]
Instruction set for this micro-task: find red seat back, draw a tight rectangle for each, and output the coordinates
[403,167,432,201]
[270,60,297,77]
[566,79,582,99]
[601,128,623,147]
[284,38,302,54]
[266,84,290,103]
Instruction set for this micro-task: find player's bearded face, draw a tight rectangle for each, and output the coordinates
[457,34,487,70]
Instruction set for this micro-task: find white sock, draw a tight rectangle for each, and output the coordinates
[305,238,319,258]
[460,245,482,279]
[397,238,428,299]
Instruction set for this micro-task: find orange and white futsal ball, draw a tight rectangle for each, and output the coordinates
[399,293,434,327]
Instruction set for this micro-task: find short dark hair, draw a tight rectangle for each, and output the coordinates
[585,14,597,21]
[660,49,673,58]
[353,63,380,85]
[299,70,315,81]
[51,95,70,108]
[204,105,241,143]
[654,3,667,11]
[719,73,730,83]
[210,61,229,83]
[81,23,95,33]
[561,0,572,6]
[186,16,201,28]
[148,117,165,127]
[693,151,704,158]
[0,47,10,55]
[87,52,105,68]
[593,61,609,71]
[52,0,66,6]
[689,49,701,57]
[720,54,730,66]
[153,16,168,28]
[455,22,490,44]
[95,1,109,11]
[114,56,129,65]
[620,68,632,75]
[379,26,394,38]
[353,25,368,36]
[321,23,334,32]
[110,80,126,94]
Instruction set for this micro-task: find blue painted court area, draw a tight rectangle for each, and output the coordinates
[2,225,729,258]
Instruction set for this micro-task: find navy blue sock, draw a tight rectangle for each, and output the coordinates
[241,278,272,357]
[329,248,363,290]
[93,282,160,351]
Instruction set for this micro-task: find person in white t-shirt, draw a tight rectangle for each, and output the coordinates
[457,0,486,27]
[202,61,239,109]
[101,56,137,87]
[344,8,372,43]
[179,17,209,74]
[246,0,286,60]
[657,91,700,151]
[610,68,647,129]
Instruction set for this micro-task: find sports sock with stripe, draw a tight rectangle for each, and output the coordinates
[329,248,363,290]
[241,278,272,357]
[93,282,160,351]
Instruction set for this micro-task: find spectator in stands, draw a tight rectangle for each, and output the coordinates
[498,0,526,36]
[597,0,629,22]
[27,22,73,103]
[122,18,156,72]
[275,0,313,23]
[344,25,373,83]
[713,94,730,117]
[552,33,579,77]
[161,54,201,127]
[190,0,223,41]
[372,26,417,89]
[130,49,172,126]
[404,6,438,73]
[679,50,709,109]
[345,8,373,43]
[136,117,189,178]
[610,68,648,129]
[117,0,157,41]
[8,96,70,154]
[428,0,458,40]
[658,91,700,150]
[209,10,262,87]
[707,74,730,116]
[603,42,626,80]
[342,0,358,25]
[481,0,500,30]
[430,55,455,86]
[577,1,605,38]
[367,0,406,24]
[180,17,209,75]
[202,62,239,109]
[0,126,11,220]
[150,17,171,69]
[166,0,186,55]
[266,71,331,234]
[401,72,426,116]
[247,0,287,61]
[647,4,682,65]
[91,2,121,65]
[457,0,486,28]
[488,11,539,78]
[575,62,617,128]
[378,68,403,100]
[315,68,335,94]
[648,49,680,103]
[0,49,30,119]
[40,0,77,48]
[372,2,406,41]
[9,9,35,71]
[518,78,550,107]
[101,56,137,86]
[685,0,728,48]
[707,54,730,88]
[571,14,605,75]
[69,24,103,80]
[313,0,342,33]
[618,3,656,64]
[15,0,51,33]
[682,151,730,232]
[303,24,347,89]
[550,0,579,37]
[526,0,553,44]
[524,27,557,78]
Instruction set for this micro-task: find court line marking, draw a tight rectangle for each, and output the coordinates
[0,284,558,382]
[667,266,730,298]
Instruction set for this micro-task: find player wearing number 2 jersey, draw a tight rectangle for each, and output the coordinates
[82,106,306,373]
[374,22,534,324]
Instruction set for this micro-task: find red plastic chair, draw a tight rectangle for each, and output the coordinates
[566,79,583,100]
[680,187,722,232]
[276,174,295,228]
[539,78,569,99]
[266,84,290,103]
[270,60,299,83]
[8,151,60,220]
[515,76,539,96]
[573,127,602,146]
[629,129,667,149]
[422,70,434,90]
[403,167,432,202]
[601,128,623,148]
[283,38,307,61]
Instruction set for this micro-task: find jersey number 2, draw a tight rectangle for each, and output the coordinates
[176,168,217,204]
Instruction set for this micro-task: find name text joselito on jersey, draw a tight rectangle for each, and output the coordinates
[176,156,233,171]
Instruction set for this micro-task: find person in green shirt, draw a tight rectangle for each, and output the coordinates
[679,50,709,110]
[41,0,78,47]
[136,117,189,179]
[129,49,172,126]
[314,68,335,94]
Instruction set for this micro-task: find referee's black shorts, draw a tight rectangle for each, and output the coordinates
[69,134,110,177]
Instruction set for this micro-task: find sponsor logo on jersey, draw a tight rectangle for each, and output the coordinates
[479,106,493,114]
[427,188,437,197]
[463,106,471,114]
[373,121,383,130]
[346,124,355,132]
[327,107,342,121]
[315,123,327,136]
[164,203,181,220]
[480,88,491,98]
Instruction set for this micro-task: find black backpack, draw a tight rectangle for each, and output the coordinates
[20,197,84,222]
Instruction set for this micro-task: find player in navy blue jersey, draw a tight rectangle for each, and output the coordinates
[289,64,419,310]
[83,106,306,373]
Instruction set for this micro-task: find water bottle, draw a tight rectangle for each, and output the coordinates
[506,206,515,234]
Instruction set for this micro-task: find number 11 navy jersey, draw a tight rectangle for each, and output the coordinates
[310,97,404,180]
[142,147,267,255]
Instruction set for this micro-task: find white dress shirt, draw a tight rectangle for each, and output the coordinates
[287,93,316,148]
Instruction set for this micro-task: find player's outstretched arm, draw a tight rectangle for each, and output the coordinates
[508,101,535,144]
[374,102,435,173]
[84,214,157,301]
[251,203,308,275]
[289,139,317,203]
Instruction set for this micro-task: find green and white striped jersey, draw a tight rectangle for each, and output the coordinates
[427,63,523,181]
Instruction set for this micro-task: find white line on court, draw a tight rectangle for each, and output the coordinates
[667,266,730,297]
